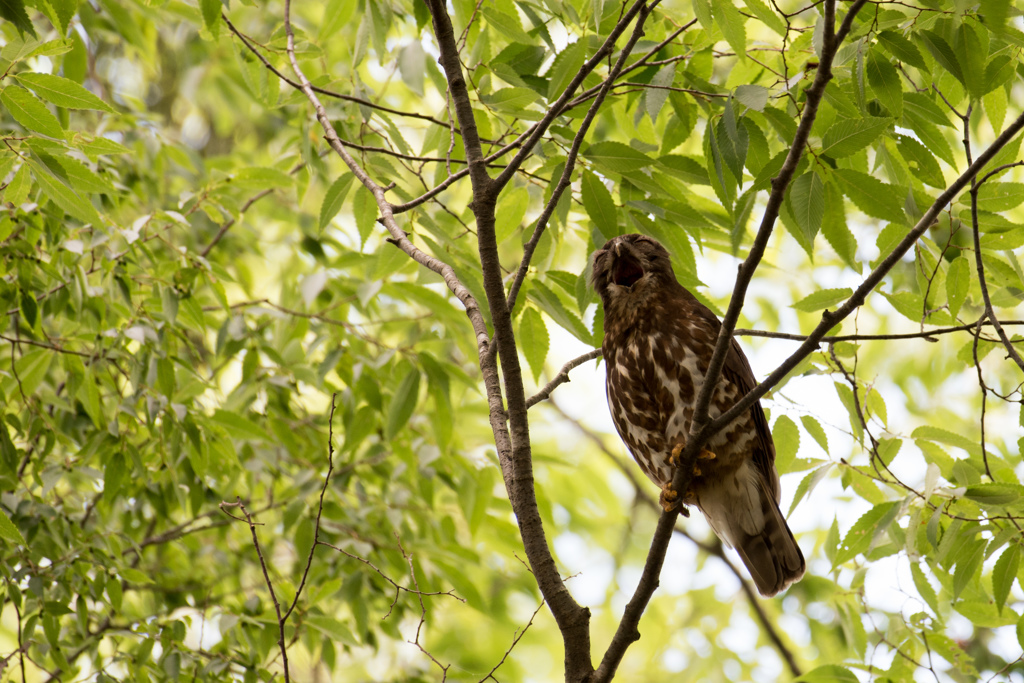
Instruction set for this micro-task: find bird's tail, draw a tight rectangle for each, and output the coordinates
[731,491,805,597]
[699,466,805,597]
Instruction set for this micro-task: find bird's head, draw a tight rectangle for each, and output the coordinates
[591,234,676,313]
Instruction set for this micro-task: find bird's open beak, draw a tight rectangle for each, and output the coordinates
[611,244,644,288]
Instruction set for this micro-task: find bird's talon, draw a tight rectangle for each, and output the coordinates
[669,442,684,467]
[699,449,717,461]
[693,465,701,476]
[659,483,680,512]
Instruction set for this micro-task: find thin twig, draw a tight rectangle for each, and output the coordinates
[526,349,603,408]
[284,394,338,621]
[219,498,289,683]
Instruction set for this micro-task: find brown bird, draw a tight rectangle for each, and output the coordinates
[592,233,805,597]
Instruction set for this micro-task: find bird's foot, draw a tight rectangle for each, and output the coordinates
[659,482,679,512]
[669,444,716,467]
[658,484,691,516]
[669,442,683,467]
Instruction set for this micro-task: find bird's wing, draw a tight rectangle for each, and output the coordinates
[722,337,780,501]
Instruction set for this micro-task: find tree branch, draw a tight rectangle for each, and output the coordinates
[425,2,596,679]
[492,0,653,191]
[596,2,869,676]
[506,2,659,313]
[275,0,491,358]
[526,349,603,408]
[707,108,1024,437]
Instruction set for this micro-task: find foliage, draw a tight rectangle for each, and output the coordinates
[1,0,1024,680]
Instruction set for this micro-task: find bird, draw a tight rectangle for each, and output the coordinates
[591,233,805,597]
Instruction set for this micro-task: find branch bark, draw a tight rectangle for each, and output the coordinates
[424,2,595,679]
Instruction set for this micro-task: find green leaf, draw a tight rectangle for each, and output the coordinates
[716,101,747,182]
[792,287,851,313]
[772,415,799,473]
[656,155,710,185]
[734,84,767,111]
[199,0,220,36]
[834,501,900,566]
[104,452,126,500]
[232,167,294,190]
[0,0,36,37]
[866,48,902,118]
[741,0,786,36]
[946,256,970,320]
[318,173,355,230]
[0,507,25,546]
[820,117,890,158]
[800,415,829,454]
[904,92,954,128]
[28,159,102,225]
[645,63,675,122]
[581,170,617,241]
[993,544,1019,613]
[306,615,360,647]
[875,31,927,70]
[518,308,549,383]
[211,410,272,441]
[3,164,31,206]
[983,83,1007,137]
[974,183,1024,212]
[979,0,1012,32]
[481,7,532,45]
[895,134,944,188]
[386,367,421,439]
[15,73,113,111]
[547,40,585,101]
[52,154,115,194]
[584,141,653,174]
[353,186,377,248]
[911,561,940,615]
[919,30,964,83]
[789,462,834,515]
[398,40,425,95]
[494,186,529,244]
[788,170,825,244]
[1,86,64,138]
[912,425,981,457]
[480,87,539,113]
[711,0,747,63]
[834,169,904,222]
[821,181,857,269]
[953,533,987,599]
[953,22,986,100]
[157,358,176,398]
[964,483,1024,507]
[530,281,591,344]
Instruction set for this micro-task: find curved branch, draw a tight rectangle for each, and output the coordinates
[526,349,603,408]
[276,1,491,357]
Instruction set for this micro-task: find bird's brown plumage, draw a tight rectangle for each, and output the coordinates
[592,233,805,597]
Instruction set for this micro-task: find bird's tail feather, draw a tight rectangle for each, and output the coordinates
[732,492,805,597]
